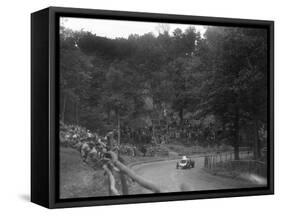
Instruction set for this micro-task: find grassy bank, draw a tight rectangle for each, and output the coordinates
[60,147,109,198]
[60,146,178,198]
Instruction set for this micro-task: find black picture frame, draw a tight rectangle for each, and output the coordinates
[31,6,274,209]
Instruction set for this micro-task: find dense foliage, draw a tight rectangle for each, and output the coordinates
[60,25,267,160]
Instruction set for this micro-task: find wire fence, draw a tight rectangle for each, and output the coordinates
[204,151,267,178]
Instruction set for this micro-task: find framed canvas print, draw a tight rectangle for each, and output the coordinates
[31,6,274,208]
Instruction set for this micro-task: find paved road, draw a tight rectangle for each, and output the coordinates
[132,157,264,194]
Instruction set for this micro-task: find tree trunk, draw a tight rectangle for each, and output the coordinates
[75,101,79,125]
[61,94,67,122]
[152,123,156,144]
[107,109,111,124]
[179,108,183,124]
[150,112,158,145]
[117,111,120,146]
[234,106,240,160]
[254,118,261,159]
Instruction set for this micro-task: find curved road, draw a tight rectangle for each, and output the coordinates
[132,157,264,194]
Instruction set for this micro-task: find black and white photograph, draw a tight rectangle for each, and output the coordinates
[0,0,280,213]
[59,16,269,199]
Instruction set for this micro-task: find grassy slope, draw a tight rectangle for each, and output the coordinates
[60,147,108,199]
[59,147,158,198]
[60,146,178,198]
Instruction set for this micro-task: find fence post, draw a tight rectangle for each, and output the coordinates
[120,172,128,195]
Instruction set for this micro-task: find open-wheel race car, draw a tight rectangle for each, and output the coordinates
[176,156,195,169]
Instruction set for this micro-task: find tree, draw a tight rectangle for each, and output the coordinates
[60,29,93,125]
[100,62,140,145]
[199,27,267,159]
[59,25,267,157]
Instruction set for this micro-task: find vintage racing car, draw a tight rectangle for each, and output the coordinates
[176,156,195,169]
